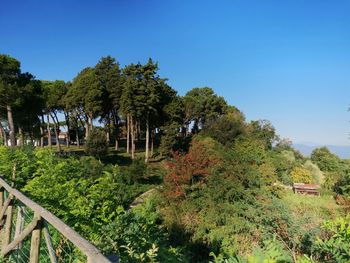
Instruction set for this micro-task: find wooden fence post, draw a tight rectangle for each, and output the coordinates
[0,177,111,263]
[14,206,25,249]
[30,216,42,263]
[43,221,58,263]
[3,195,13,249]
[0,187,3,212]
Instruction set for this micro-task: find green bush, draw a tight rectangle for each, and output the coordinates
[0,145,37,189]
[313,216,350,262]
[159,123,179,156]
[85,129,108,158]
[98,200,184,262]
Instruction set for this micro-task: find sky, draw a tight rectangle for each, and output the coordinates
[1,0,350,146]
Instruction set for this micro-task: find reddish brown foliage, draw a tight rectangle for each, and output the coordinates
[164,138,221,200]
[335,194,350,212]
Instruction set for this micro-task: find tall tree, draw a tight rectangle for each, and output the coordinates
[183,87,227,134]
[42,80,67,151]
[141,59,162,162]
[94,56,122,149]
[247,120,278,150]
[121,63,142,159]
[0,54,21,146]
[14,76,44,145]
[121,59,174,162]
[65,67,102,140]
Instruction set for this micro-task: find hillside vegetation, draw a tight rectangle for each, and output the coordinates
[1,54,350,262]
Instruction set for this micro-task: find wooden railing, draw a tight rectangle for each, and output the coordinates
[0,176,112,263]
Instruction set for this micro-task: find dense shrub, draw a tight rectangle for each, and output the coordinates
[0,145,37,189]
[159,123,180,156]
[314,216,350,262]
[98,199,184,262]
[161,136,296,260]
[201,108,245,147]
[85,129,108,158]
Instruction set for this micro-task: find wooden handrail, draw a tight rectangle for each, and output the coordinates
[0,176,111,263]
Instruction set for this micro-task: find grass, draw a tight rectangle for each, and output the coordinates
[283,190,342,228]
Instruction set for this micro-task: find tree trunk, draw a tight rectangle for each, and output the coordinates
[40,115,45,147]
[89,113,93,130]
[0,122,8,146]
[115,140,118,151]
[64,112,70,147]
[76,126,80,148]
[18,127,24,146]
[85,115,89,140]
[50,113,61,152]
[76,114,85,143]
[105,120,110,144]
[53,112,61,151]
[145,116,149,163]
[7,105,16,146]
[0,123,4,146]
[126,114,130,154]
[47,115,52,148]
[130,115,135,160]
[151,129,154,157]
[137,121,141,141]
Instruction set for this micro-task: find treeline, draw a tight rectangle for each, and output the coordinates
[0,54,230,162]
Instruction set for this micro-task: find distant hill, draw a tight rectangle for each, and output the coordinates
[293,144,350,159]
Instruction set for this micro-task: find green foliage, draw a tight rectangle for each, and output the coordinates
[98,200,184,262]
[334,172,350,198]
[85,128,108,158]
[231,137,267,166]
[281,192,341,258]
[314,216,350,262]
[183,87,228,133]
[66,67,103,118]
[201,107,245,147]
[0,147,156,244]
[0,145,37,188]
[210,238,292,263]
[311,147,341,173]
[121,158,147,184]
[247,120,278,150]
[303,160,324,185]
[0,54,21,106]
[248,238,293,263]
[159,122,180,156]
[0,54,45,144]
[2,54,349,263]
[310,147,350,194]
[162,136,294,261]
[270,149,301,185]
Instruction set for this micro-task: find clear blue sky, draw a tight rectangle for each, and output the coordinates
[1,0,350,145]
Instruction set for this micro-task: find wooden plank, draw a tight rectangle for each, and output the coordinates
[0,188,4,226]
[14,206,25,249]
[2,215,41,256]
[3,196,13,249]
[0,187,3,212]
[0,194,13,224]
[0,176,111,263]
[43,222,58,263]
[30,217,42,263]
